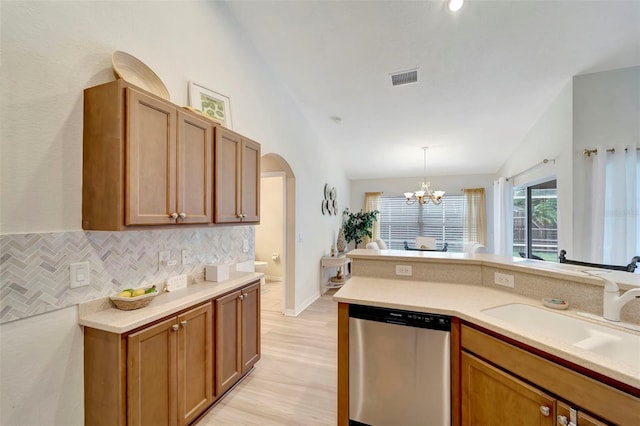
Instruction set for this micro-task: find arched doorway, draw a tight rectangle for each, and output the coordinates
[257,153,296,315]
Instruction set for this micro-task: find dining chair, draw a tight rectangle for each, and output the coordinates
[415,236,436,250]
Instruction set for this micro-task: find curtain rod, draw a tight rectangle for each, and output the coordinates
[506,158,555,181]
[583,147,640,157]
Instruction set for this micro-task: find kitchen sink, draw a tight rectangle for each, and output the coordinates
[482,303,640,371]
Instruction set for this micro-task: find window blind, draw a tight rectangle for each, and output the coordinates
[377,195,465,252]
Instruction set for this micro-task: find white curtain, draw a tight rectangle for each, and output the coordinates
[591,144,639,265]
[493,177,513,256]
[464,188,487,246]
[589,146,607,262]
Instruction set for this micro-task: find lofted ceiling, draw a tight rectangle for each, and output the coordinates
[223,1,640,179]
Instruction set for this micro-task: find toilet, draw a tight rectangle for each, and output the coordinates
[254,261,268,286]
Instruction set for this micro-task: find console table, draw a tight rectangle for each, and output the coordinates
[320,254,351,293]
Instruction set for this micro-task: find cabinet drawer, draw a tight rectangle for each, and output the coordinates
[461,324,639,425]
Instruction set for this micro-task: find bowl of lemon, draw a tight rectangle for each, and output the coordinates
[110,285,158,311]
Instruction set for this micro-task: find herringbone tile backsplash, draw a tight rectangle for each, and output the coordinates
[0,227,253,324]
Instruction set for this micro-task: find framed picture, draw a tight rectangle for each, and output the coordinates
[188,81,233,129]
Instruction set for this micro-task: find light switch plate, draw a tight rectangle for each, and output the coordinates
[70,262,90,288]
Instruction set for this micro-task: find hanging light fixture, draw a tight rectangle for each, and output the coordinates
[404,147,445,205]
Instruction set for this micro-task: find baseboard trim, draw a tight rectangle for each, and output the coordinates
[284,291,320,317]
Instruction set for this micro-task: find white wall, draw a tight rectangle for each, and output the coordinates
[350,174,496,252]
[572,66,640,261]
[497,80,573,255]
[497,66,640,262]
[0,2,347,424]
[0,307,84,426]
[256,175,284,279]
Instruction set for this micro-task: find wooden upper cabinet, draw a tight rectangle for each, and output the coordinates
[214,128,242,223]
[176,111,212,224]
[83,80,214,230]
[240,138,261,223]
[126,88,177,226]
[214,127,260,224]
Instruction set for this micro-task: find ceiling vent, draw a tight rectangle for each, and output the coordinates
[391,68,419,86]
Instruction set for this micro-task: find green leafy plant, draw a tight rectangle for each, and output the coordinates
[342,208,380,248]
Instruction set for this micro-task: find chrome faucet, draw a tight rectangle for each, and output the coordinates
[584,270,640,322]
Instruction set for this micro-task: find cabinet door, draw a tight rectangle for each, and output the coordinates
[126,88,177,225]
[128,317,178,426]
[557,402,609,426]
[177,303,213,426]
[241,282,261,372]
[176,111,212,224]
[462,352,555,426]
[240,138,261,223]
[214,128,241,223]
[215,290,242,394]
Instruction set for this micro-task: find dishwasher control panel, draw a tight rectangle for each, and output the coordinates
[349,304,451,331]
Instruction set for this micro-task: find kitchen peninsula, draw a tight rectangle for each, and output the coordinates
[334,250,640,425]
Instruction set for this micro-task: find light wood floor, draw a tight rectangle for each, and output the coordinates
[199,281,338,425]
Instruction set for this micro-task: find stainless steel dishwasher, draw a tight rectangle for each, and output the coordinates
[349,304,451,426]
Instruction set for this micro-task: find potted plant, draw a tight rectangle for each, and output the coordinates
[342,208,380,249]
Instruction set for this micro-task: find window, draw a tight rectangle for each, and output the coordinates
[513,179,558,261]
[377,195,465,252]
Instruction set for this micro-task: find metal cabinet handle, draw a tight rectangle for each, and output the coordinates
[557,416,568,426]
[169,212,178,219]
[181,320,187,327]
[239,294,245,300]
[178,212,186,219]
[172,324,179,331]
[539,406,550,417]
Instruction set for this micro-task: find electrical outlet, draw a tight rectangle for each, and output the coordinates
[494,272,515,288]
[395,264,413,276]
[181,249,191,265]
[242,239,249,253]
[159,250,170,266]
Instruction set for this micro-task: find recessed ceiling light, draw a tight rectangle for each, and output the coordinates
[448,0,464,12]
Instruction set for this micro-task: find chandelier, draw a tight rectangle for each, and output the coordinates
[403,147,445,205]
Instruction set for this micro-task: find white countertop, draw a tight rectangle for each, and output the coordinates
[79,272,262,334]
[334,276,640,389]
[347,249,640,288]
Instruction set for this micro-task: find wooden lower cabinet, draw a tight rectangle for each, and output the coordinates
[127,303,213,426]
[127,316,178,426]
[241,282,261,372]
[84,281,260,426]
[177,303,214,424]
[557,401,608,426]
[215,282,261,395]
[460,324,638,426]
[462,352,556,425]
